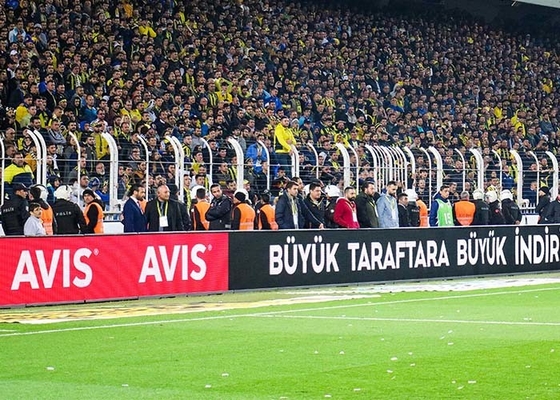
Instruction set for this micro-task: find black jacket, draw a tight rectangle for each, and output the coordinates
[488,201,505,225]
[206,195,232,230]
[355,192,379,228]
[472,200,489,226]
[501,199,522,225]
[302,196,325,228]
[407,201,420,227]
[536,196,550,223]
[52,199,86,234]
[0,195,29,235]
[544,200,560,224]
[145,199,185,232]
[398,204,410,227]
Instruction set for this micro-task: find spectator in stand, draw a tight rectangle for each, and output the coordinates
[205,183,233,230]
[3,0,560,205]
[355,180,379,228]
[121,183,147,233]
[274,116,295,171]
[333,186,359,229]
[275,180,304,230]
[3,152,34,192]
[377,181,399,228]
[145,185,184,232]
[453,191,476,226]
[429,185,454,227]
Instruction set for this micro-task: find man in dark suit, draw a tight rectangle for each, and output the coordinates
[144,185,184,232]
[121,183,147,233]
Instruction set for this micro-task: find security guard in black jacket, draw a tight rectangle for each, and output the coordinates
[51,185,86,234]
[0,183,29,235]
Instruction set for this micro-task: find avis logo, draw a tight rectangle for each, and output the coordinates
[11,249,95,290]
[139,244,208,283]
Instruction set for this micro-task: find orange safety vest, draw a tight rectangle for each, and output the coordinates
[192,201,210,230]
[258,204,278,230]
[40,206,55,235]
[235,203,256,230]
[84,202,104,233]
[454,200,475,226]
[417,199,428,227]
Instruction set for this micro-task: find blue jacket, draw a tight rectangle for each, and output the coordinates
[122,198,147,233]
[376,193,398,228]
[429,192,451,227]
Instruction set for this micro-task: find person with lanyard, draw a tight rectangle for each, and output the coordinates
[121,183,147,233]
[275,180,304,229]
[429,184,454,227]
[333,186,360,229]
[377,180,399,228]
[144,185,184,232]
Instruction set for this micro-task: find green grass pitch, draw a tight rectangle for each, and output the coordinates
[1,275,559,399]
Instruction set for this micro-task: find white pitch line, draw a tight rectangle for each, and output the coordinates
[253,314,560,327]
[0,285,558,338]
[240,285,560,317]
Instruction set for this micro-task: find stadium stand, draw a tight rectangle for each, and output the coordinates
[1,0,560,222]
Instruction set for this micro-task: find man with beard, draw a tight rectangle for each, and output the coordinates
[205,183,233,230]
[302,182,325,229]
[333,186,359,229]
[355,180,379,228]
[122,183,147,233]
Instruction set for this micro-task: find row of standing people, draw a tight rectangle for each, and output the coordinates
[0,182,104,236]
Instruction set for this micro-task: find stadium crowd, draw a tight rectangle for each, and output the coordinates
[1,0,560,235]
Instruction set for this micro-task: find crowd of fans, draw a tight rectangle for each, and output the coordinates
[1,0,560,233]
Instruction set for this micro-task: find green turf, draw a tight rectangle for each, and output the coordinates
[1,279,559,399]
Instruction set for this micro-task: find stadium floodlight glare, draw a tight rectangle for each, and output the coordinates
[515,0,560,8]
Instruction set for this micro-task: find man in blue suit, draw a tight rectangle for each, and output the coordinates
[121,183,147,233]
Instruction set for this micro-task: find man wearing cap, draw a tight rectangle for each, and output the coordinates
[82,189,104,233]
[0,183,29,235]
[230,190,255,230]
